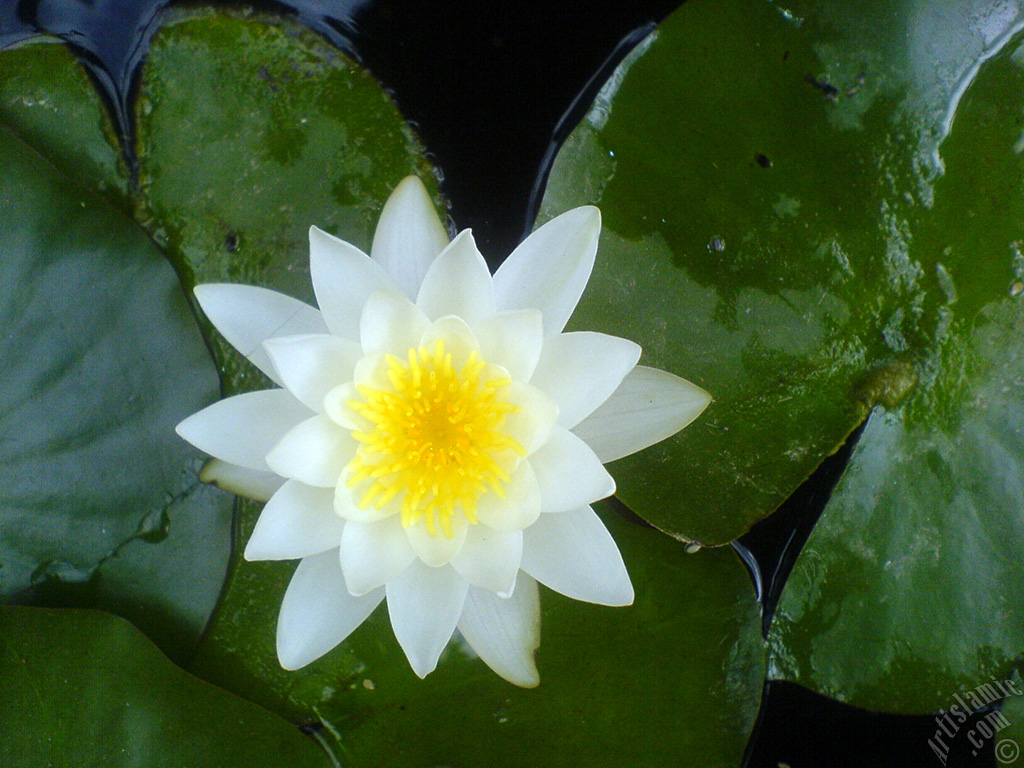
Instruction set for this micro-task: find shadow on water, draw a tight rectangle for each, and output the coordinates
[733,418,867,638]
[743,680,999,768]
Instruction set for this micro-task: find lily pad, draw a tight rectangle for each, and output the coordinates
[190,501,765,767]
[0,607,331,768]
[767,300,1024,713]
[0,37,128,210]
[0,126,230,660]
[766,13,1024,712]
[134,6,442,394]
[539,0,1024,544]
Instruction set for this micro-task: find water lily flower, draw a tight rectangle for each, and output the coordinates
[177,176,710,686]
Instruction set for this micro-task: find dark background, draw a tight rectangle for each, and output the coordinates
[0,1,1003,765]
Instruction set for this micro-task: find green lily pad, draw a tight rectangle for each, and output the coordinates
[0,607,331,767]
[0,126,230,660]
[767,299,1024,713]
[766,17,1024,712]
[189,501,764,767]
[0,37,128,211]
[135,7,441,394]
[539,0,1024,544]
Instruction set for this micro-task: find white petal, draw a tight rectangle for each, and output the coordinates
[199,459,285,501]
[502,382,558,456]
[352,353,393,390]
[262,334,362,413]
[475,460,542,531]
[333,474,397,524]
[416,230,496,324]
[266,415,356,487]
[419,315,480,369]
[386,561,468,678]
[405,515,469,567]
[194,284,327,385]
[339,517,416,596]
[245,481,344,561]
[276,549,384,670]
[360,290,431,357]
[457,575,540,688]
[520,506,633,606]
[309,226,401,340]
[530,427,615,513]
[572,365,712,463]
[371,176,450,300]
[530,332,640,428]
[177,389,309,471]
[323,382,367,430]
[472,309,543,381]
[492,206,600,335]
[451,527,522,596]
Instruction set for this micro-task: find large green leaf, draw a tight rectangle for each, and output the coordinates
[767,307,1024,712]
[0,607,331,767]
[763,7,1024,712]
[0,126,230,660]
[539,0,1024,544]
[190,501,764,767]
[0,38,128,211]
[135,7,441,394]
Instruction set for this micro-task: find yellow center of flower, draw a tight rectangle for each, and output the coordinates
[346,339,526,538]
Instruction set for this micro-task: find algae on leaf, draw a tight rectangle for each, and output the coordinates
[540,0,1024,551]
[134,7,443,395]
[0,38,129,210]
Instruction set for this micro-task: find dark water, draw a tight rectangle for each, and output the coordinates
[0,1,1001,766]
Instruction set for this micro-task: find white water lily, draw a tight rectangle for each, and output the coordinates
[177,176,710,686]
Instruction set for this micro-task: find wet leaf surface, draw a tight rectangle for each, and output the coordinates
[752,0,1024,713]
[0,607,331,768]
[768,300,1024,712]
[540,0,1024,546]
[0,127,230,660]
[135,7,442,394]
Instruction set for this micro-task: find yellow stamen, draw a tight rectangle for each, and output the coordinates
[345,340,526,538]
